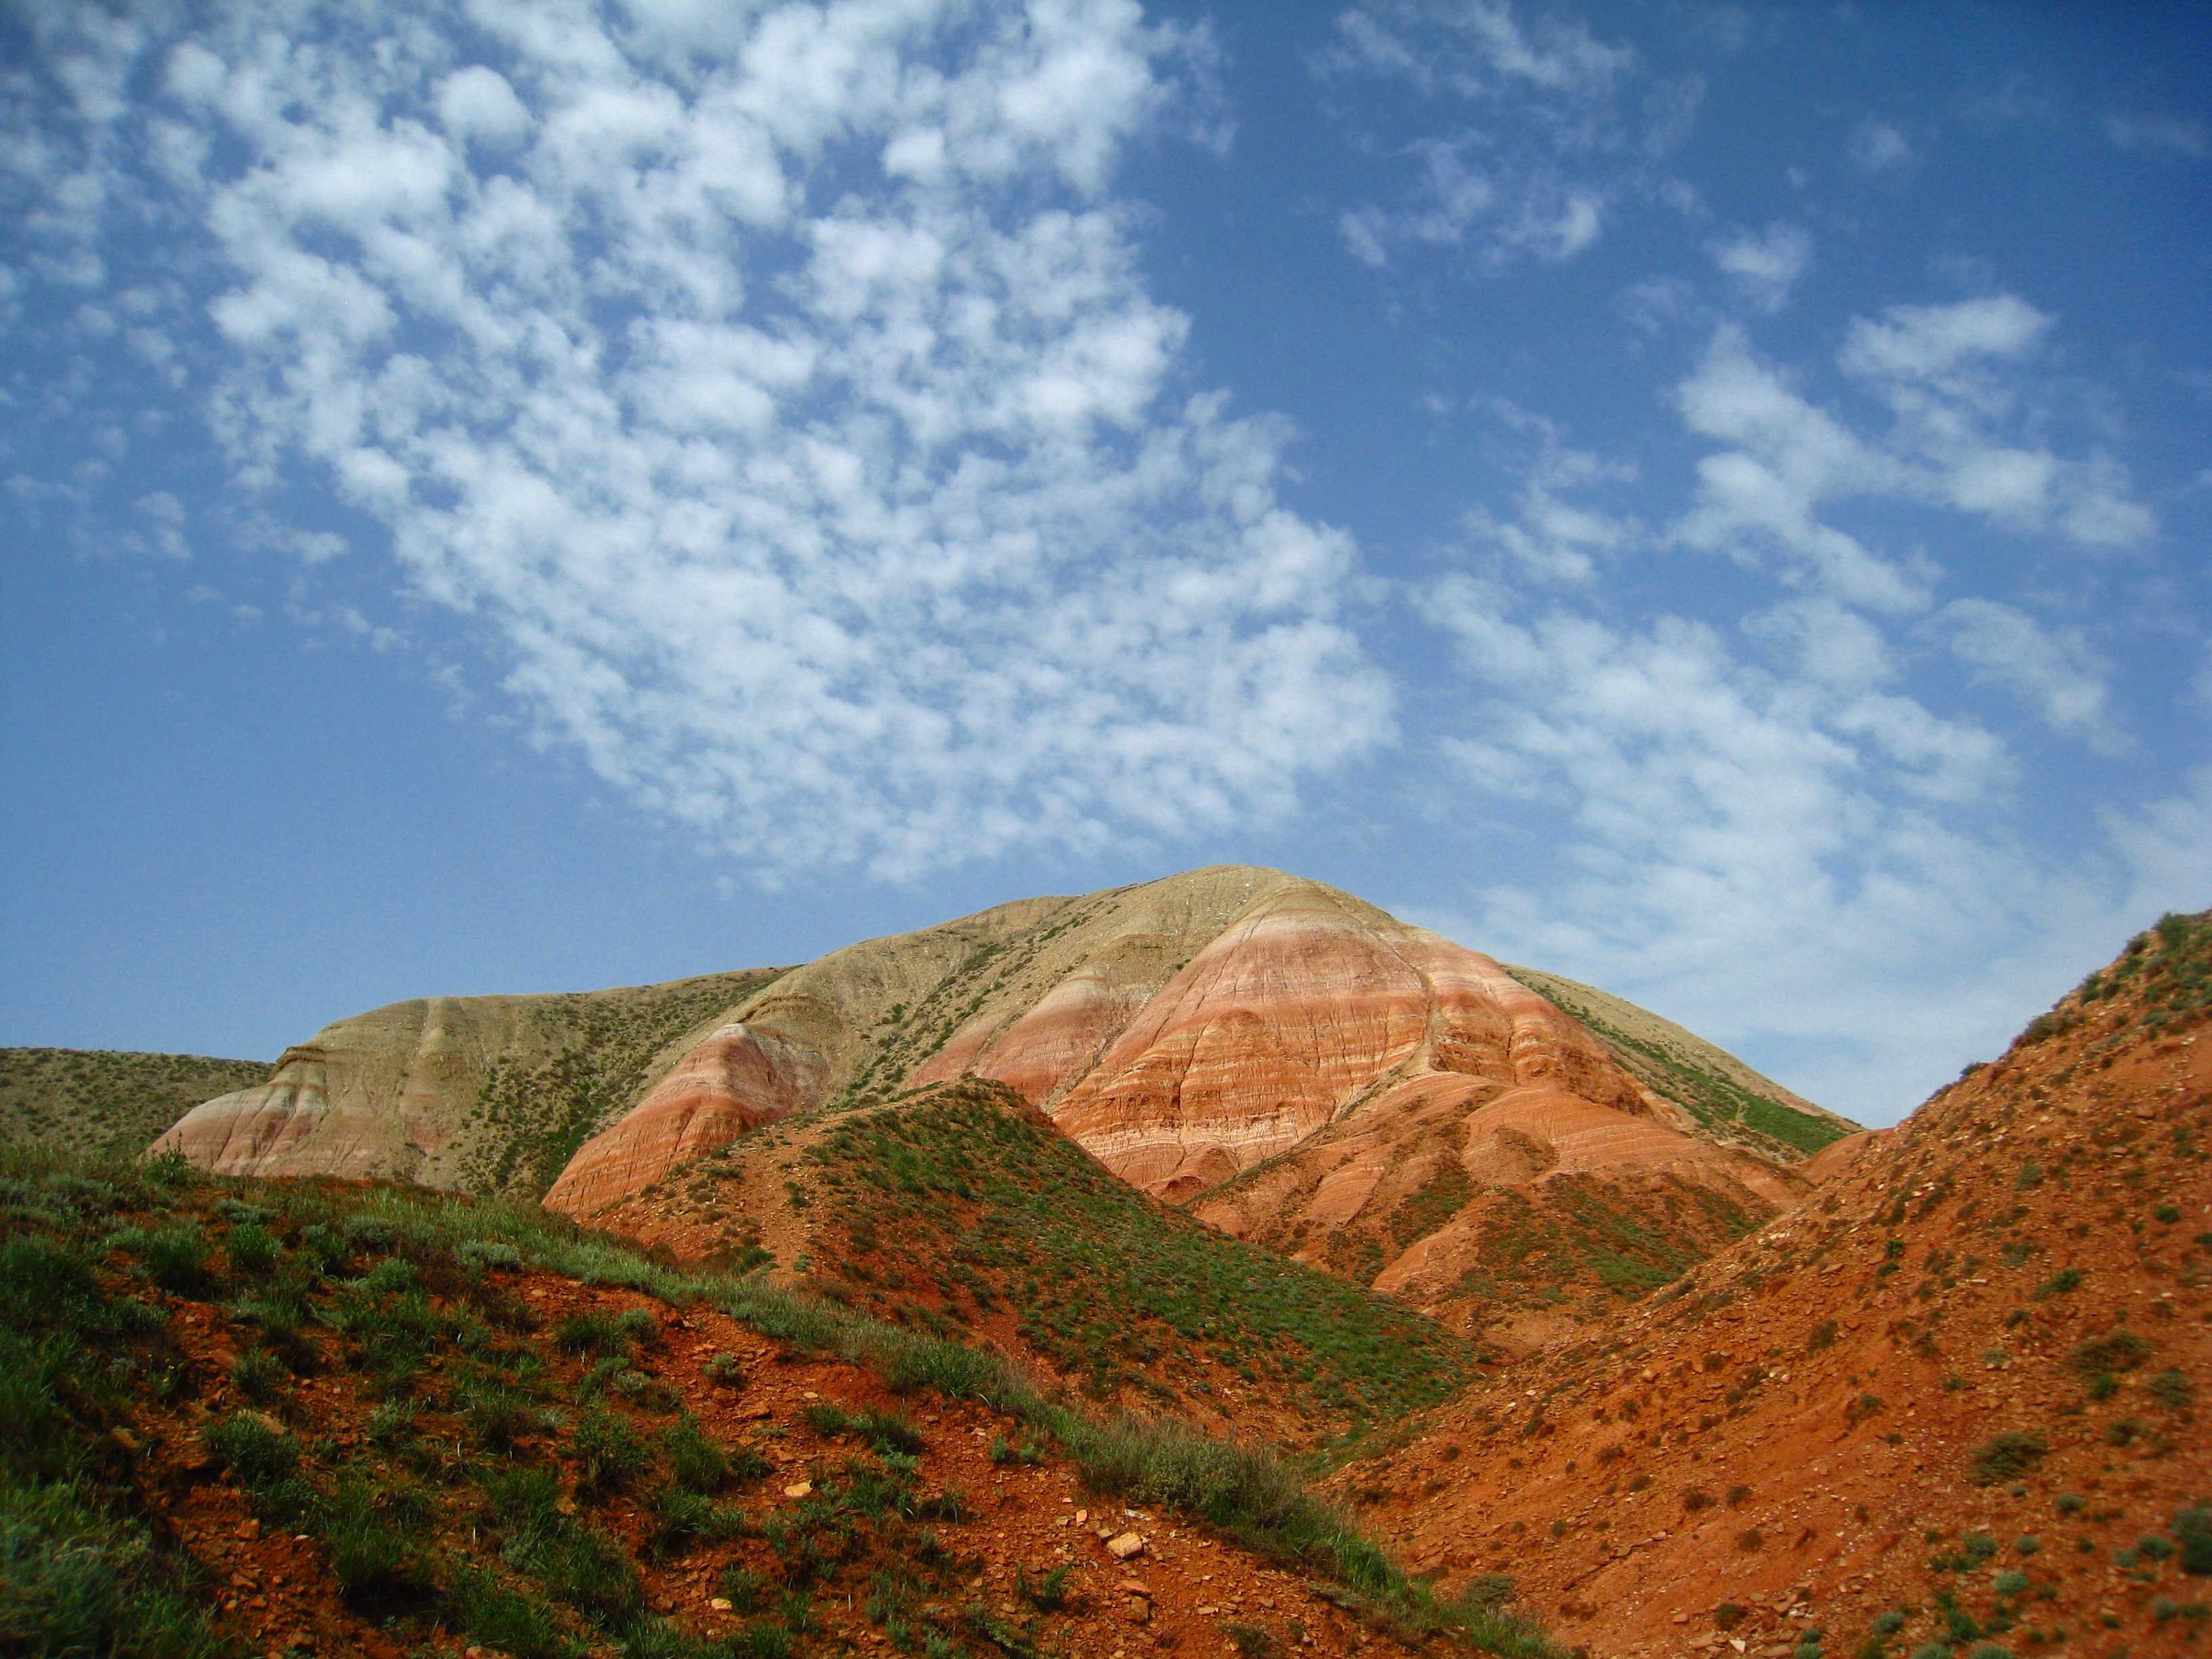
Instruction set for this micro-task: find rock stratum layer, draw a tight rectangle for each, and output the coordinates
[152,867,1855,1324]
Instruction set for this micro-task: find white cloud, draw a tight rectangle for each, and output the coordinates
[1847,118,1915,173]
[1317,0,1668,270]
[12,0,1391,879]
[1709,220,1810,312]
[1421,566,2194,1120]
[1942,597,2125,752]
[2105,110,2208,160]
[1839,297,2157,547]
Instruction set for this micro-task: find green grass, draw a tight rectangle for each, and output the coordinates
[801,1079,1469,1438]
[0,1140,1552,1658]
[457,968,787,1197]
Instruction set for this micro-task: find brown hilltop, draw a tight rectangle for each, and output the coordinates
[1330,909,2212,1659]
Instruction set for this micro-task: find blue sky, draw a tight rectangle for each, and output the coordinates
[3,0,2207,1126]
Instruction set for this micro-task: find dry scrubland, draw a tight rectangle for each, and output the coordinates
[5,886,2207,1659]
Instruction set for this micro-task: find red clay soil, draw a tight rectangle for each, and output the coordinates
[125,1261,1423,1659]
[1331,933,2212,1659]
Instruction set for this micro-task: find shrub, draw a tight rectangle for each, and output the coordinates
[661,1416,735,1493]
[702,1352,745,1388]
[2175,1502,2212,1575]
[118,1224,213,1294]
[228,1349,285,1404]
[2150,1369,2194,1410]
[572,1408,649,1497]
[2071,1331,2152,1375]
[555,1313,629,1357]
[224,1223,281,1277]
[203,1412,296,1487]
[1969,1433,2047,1486]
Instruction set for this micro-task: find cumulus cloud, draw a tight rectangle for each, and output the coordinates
[1317,0,1684,270]
[7,0,1392,878]
[1847,118,1915,173]
[1709,220,1810,312]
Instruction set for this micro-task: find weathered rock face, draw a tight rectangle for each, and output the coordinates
[153,867,1854,1326]
[150,996,503,1184]
[148,970,781,1190]
[543,1023,827,1216]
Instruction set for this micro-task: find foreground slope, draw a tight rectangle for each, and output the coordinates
[0,1148,1553,1659]
[1,1048,268,1159]
[1331,910,2212,1658]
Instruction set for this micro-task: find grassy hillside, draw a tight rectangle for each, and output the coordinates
[458,968,789,1197]
[0,1048,267,1158]
[794,1079,1471,1448]
[1502,967,1853,1159]
[0,1145,1552,1659]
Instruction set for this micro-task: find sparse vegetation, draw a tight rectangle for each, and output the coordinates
[0,1141,1547,1658]
[804,1079,1468,1440]
[0,1047,267,1160]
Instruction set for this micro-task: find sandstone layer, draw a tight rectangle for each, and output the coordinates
[151,868,1853,1324]
[541,1023,827,1214]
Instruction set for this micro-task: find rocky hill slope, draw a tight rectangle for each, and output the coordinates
[150,969,785,1192]
[155,869,1848,1338]
[0,1144,1546,1659]
[1,1048,268,1159]
[568,1075,1472,1452]
[1329,909,2212,1658]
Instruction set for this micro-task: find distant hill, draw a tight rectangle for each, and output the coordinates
[1331,908,2212,1658]
[0,1047,268,1158]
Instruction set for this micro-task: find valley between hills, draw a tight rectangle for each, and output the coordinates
[3,866,2206,1659]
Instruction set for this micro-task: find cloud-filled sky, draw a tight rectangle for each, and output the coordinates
[3,0,2207,1125]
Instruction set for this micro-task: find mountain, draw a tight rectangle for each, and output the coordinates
[1328,909,2212,1658]
[153,869,1850,1343]
[1,1047,268,1159]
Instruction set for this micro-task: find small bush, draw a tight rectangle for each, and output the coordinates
[2072,1330,2153,1375]
[572,1407,649,1497]
[2175,1502,2212,1575]
[203,1412,297,1487]
[555,1312,629,1357]
[119,1224,213,1294]
[1969,1433,2048,1486]
[2150,1369,2194,1411]
[228,1349,285,1404]
[224,1223,280,1277]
